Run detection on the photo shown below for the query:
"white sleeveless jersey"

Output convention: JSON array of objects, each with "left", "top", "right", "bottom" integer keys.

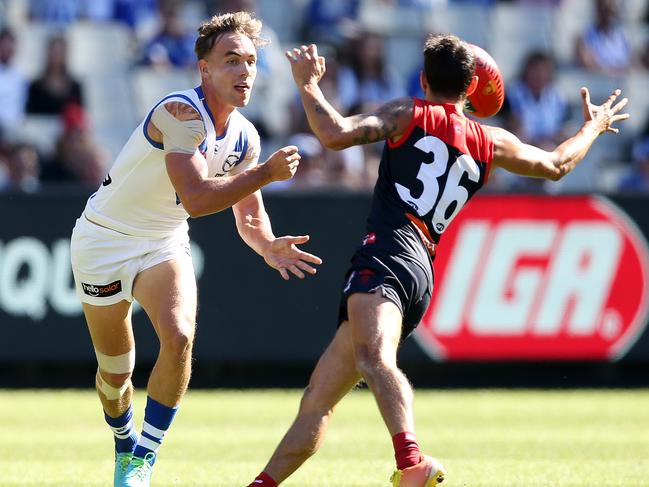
[{"left": 83, "top": 86, "right": 261, "bottom": 237}]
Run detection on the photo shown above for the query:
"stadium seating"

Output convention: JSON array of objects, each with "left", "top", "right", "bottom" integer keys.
[
  {"left": 67, "top": 22, "right": 134, "bottom": 77},
  {"left": 16, "top": 115, "right": 62, "bottom": 156},
  {"left": 489, "top": 3, "right": 554, "bottom": 82},
  {"left": 2, "top": 0, "right": 646, "bottom": 190},
  {"left": 132, "top": 67, "right": 197, "bottom": 120},
  {"left": 429, "top": 3, "right": 490, "bottom": 50}
]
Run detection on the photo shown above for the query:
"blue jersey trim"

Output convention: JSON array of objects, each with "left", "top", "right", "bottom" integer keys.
[
  {"left": 194, "top": 86, "right": 222, "bottom": 138},
  {"left": 235, "top": 129, "right": 249, "bottom": 165},
  {"left": 142, "top": 93, "right": 203, "bottom": 150}
]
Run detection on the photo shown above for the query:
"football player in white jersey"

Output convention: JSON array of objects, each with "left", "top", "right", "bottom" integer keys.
[{"left": 70, "top": 11, "right": 322, "bottom": 487}]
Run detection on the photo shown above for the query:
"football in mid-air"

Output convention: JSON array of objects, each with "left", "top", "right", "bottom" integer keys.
[{"left": 465, "top": 44, "right": 505, "bottom": 118}]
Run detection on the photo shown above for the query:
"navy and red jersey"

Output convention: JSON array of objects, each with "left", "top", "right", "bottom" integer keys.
[{"left": 367, "top": 97, "right": 494, "bottom": 246}]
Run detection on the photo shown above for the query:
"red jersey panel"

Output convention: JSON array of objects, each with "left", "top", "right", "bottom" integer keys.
[{"left": 366, "top": 98, "right": 494, "bottom": 244}]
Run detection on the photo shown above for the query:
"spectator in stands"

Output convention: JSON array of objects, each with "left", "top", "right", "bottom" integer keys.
[
  {"left": 518, "top": 0, "right": 562, "bottom": 5},
  {"left": 29, "top": 0, "right": 80, "bottom": 25},
  {"left": 41, "top": 103, "right": 107, "bottom": 186},
  {"left": 576, "top": 0, "right": 631, "bottom": 75},
  {"left": 497, "top": 50, "right": 571, "bottom": 192},
  {"left": 268, "top": 133, "right": 330, "bottom": 190},
  {"left": 619, "top": 126, "right": 649, "bottom": 193},
  {"left": 0, "top": 28, "right": 27, "bottom": 137},
  {"left": 338, "top": 30, "right": 405, "bottom": 114},
  {"left": 448, "top": 0, "right": 495, "bottom": 5},
  {"left": 300, "top": 0, "right": 361, "bottom": 46},
  {"left": 640, "top": 37, "right": 649, "bottom": 71},
  {"left": 406, "top": 65, "right": 424, "bottom": 99},
  {"left": 141, "top": 1, "right": 196, "bottom": 69},
  {"left": 503, "top": 50, "right": 570, "bottom": 151},
  {"left": 112, "top": 0, "right": 159, "bottom": 35},
  {"left": 26, "top": 34, "right": 84, "bottom": 116},
  {"left": 2, "top": 142, "right": 41, "bottom": 192}
]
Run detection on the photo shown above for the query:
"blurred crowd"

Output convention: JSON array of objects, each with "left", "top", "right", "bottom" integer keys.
[{"left": 0, "top": 0, "right": 648, "bottom": 194}]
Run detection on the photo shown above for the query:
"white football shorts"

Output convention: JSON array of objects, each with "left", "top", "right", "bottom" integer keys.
[{"left": 70, "top": 215, "right": 192, "bottom": 306}]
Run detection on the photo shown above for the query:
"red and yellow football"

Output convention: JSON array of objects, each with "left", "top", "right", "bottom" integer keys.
[{"left": 465, "top": 44, "right": 505, "bottom": 118}]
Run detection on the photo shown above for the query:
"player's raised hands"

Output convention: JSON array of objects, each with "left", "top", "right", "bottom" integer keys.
[
  {"left": 581, "top": 87, "right": 629, "bottom": 135},
  {"left": 263, "top": 235, "right": 323, "bottom": 280},
  {"left": 285, "top": 44, "right": 326, "bottom": 86},
  {"left": 264, "top": 145, "right": 301, "bottom": 182}
]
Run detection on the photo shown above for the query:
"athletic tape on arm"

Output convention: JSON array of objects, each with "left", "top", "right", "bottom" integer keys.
[{"left": 151, "top": 103, "right": 206, "bottom": 155}]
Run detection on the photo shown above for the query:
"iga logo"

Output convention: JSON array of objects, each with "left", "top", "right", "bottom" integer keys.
[{"left": 416, "top": 196, "right": 649, "bottom": 361}]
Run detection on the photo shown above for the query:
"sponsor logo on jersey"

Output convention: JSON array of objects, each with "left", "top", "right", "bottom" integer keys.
[
  {"left": 343, "top": 268, "right": 377, "bottom": 292},
  {"left": 222, "top": 152, "right": 242, "bottom": 172},
  {"left": 415, "top": 196, "right": 649, "bottom": 361},
  {"left": 362, "top": 232, "right": 376, "bottom": 245},
  {"left": 81, "top": 280, "right": 122, "bottom": 298}
]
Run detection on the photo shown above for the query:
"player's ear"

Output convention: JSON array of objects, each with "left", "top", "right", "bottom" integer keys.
[
  {"left": 198, "top": 59, "right": 209, "bottom": 79},
  {"left": 419, "top": 70, "right": 428, "bottom": 95},
  {"left": 466, "top": 75, "right": 478, "bottom": 97}
]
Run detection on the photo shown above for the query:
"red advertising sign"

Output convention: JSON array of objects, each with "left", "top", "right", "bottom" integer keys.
[{"left": 416, "top": 195, "right": 649, "bottom": 361}]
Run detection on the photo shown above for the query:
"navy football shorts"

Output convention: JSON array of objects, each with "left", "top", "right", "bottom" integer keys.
[{"left": 337, "top": 227, "right": 433, "bottom": 339}]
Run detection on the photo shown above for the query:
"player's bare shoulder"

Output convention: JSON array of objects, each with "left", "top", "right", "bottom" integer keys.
[
  {"left": 148, "top": 101, "right": 205, "bottom": 148},
  {"left": 349, "top": 96, "right": 414, "bottom": 145},
  {"left": 164, "top": 101, "right": 202, "bottom": 121}
]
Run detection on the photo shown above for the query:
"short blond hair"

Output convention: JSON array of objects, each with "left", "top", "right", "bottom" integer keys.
[{"left": 195, "top": 11, "right": 268, "bottom": 59}]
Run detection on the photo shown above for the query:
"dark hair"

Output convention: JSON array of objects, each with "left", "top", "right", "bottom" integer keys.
[
  {"left": 0, "top": 27, "right": 15, "bottom": 42},
  {"left": 521, "top": 50, "right": 554, "bottom": 73},
  {"left": 423, "top": 34, "right": 475, "bottom": 99},
  {"left": 194, "top": 11, "right": 268, "bottom": 60}
]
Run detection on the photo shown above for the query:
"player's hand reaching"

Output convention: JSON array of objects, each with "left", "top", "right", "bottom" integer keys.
[
  {"left": 285, "top": 44, "right": 326, "bottom": 87},
  {"left": 264, "top": 145, "right": 301, "bottom": 182},
  {"left": 581, "top": 87, "right": 629, "bottom": 135},
  {"left": 263, "top": 235, "right": 323, "bottom": 280}
]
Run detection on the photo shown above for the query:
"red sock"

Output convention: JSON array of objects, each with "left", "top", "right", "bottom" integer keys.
[
  {"left": 392, "top": 431, "right": 423, "bottom": 470},
  {"left": 248, "top": 472, "right": 278, "bottom": 487}
]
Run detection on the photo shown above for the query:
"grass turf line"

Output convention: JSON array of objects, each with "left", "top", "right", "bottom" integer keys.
[{"left": 0, "top": 389, "right": 647, "bottom": 486}]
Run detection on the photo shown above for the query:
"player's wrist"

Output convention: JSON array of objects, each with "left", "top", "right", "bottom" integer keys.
[
  {"left": 582, "top": 120, "right": 602, "bottom": 136},
  {"left": 259, "top": 237, "right": 276, "bottom": 260},
  {"left": 300, "top": 80, "right": 320, "bottom": 93},
  {"left": 257, "top": 161, "right": 276, "bottom": 185}
]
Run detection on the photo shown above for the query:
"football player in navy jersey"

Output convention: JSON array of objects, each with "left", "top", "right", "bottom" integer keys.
[{"left": 247, "top": 34, "right": 629, "bottom": 487}]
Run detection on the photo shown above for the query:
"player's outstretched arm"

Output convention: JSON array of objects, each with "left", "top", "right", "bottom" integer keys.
[
  {"left": 489, "top": 87, "right": 629, "bottom": 180},
  {"left": 166, "top": 146, "right": 301, "bottom": 218},
  {"left": 285, "top": 44, "right": 413, "bottom": 150},
  {"left": 233, "top": 192, "right": 322, "bottom": 280}
]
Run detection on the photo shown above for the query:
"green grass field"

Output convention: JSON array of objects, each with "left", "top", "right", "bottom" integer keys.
[{"left": 1, "top": 389, "right": 648, "bottom": 486}]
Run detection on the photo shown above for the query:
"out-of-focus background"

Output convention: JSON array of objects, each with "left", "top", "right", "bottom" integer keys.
[{"left": 1, "top": 0, "right": 649, "bottom": 388}]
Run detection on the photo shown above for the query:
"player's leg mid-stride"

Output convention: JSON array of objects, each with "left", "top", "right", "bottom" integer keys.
[
  {"left": 247, "top": 292, "right": 446, "bottom": 487},
  {"left": 121, "top": 259, "right": 197, "bottom": 487},
  {"left": 82, "top": 300, "right": 139, "bottom": 487},
  {"left": 80, "top": 257, "right": 196, "bottom": 487}
]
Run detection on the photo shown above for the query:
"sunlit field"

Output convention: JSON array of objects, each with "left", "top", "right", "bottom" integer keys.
[{"left": 1, "top": 389, "right": 648, "bottom": 486}]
